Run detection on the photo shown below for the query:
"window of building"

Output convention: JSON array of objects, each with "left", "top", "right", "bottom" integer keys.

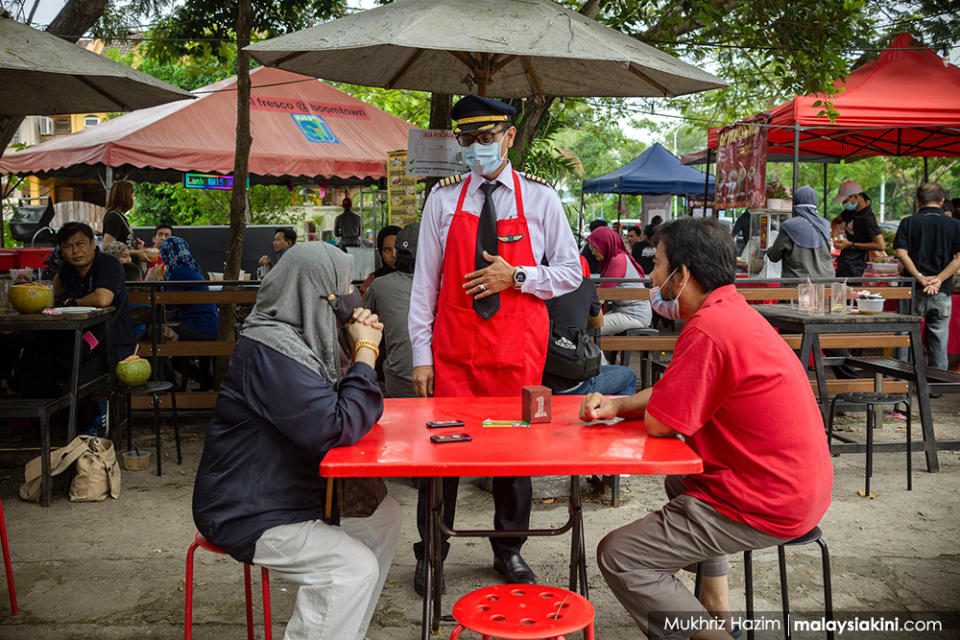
[
  {"left": 54, "top": 118, "right": 71, "bottom": 133},
  {"left": 38, "top": 117, "right": 54, "bottom": 135},
  {"left": 83, "top": 115, "right": 100, "bottom": 128}
]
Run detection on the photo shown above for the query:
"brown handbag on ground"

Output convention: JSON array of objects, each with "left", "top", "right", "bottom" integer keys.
[{"left": 20, "top": 436, "right": 121, "bottom": 503}]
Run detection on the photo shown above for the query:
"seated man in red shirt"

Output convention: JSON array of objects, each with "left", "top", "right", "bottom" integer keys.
[{"left": 580, "top": 217, "right": 833, "bottom": 640}]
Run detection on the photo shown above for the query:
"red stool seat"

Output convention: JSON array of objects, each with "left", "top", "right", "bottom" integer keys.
[
  {"left": 450, "top": 584, "right": 595, "bottom": 640},
  {"left": 185, "top": 532, "right": 271, "bottom": 640}
]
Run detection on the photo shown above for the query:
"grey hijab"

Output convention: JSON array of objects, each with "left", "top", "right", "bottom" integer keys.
[
  {"left": 782, "top": 185, "right": 832, "bottom": 249},
  {"left": 241, "top": 242, "right": 353, "bottom": 385}
]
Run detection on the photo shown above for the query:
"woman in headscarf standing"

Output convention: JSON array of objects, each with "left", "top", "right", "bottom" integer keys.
[
  {"left": 360, "top": 225, "right": 401, "bottom": 297},
  {"left": 587, "top": 225, "right": 652, "bottom": 334},
  {"left": 767, "top": 186, "right": 835, "bottom": 279},
  {"left": 192, "top": 243, "right": 401, "bottom": 640}
]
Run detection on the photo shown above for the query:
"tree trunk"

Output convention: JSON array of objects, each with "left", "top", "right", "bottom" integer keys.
[
  {"left": 509, "top": 0, "right": 601, "bottom": 172},
  {"left": 422, "top": 93, "right": 452, "bottom": 197},
  {"left": 216, "top": 0, "right": 253, "bottom": 378},
  {"left": 0, "top": 0, "right": 109, "bottom": 160}
]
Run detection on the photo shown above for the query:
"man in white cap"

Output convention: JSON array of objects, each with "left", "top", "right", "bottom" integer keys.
[{"left": 832, "top": 180, "right": 885, "bottom": 277}]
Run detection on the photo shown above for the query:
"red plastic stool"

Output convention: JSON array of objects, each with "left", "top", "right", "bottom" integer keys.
[
  {"left": 450, "top": 584, "right": 595, "bottom": 640},
  {"left": 185, "top": 532, "right": 271, "bottom": 640},
  {"left": 0, "top": 498, "right": 17, "bottom": 615}
]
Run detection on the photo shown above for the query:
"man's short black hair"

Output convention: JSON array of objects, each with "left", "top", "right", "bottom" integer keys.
[
  {"left": 859, "top": 191, "right": 872, "bottom": 204},
  {"left": 656, "top": 217, "right": 736, "bottom": 293},
  {"left": 951, "top": 198, "right": 960, "bottom": 213},
  {"left": 588, "top": 219, "right": 608, "bottom": 232},
  {"left": 627, "top": 225, "right": 642, "bottom": 235},
  {"left": 57, "top": 221, "right": 95, "bottom": 245},
  {"left": 643, "top": 224, "right": 658, "bottom": 239},
  {"left": 650, "top": 215, "right": 664, "bottom": 227},
  {"left": 917, "top": 182, "right": 946, "bottom": 206},
  {"left": 154, "top": 223, "right": 173, "bottom": 235},
  {"left": 276, "top": 227, "right": 297, "bottom": 244}
]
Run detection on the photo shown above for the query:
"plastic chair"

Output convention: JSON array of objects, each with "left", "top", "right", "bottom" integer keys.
[
  {"left": 184, "top": 532, "right": 271, "bottom": 640},
  {"left": 695, "top": 527, "right": 834, "bottom": 640},
  {"left": 449, "top": 584, "right": 594, "bottom": 640},
  {"left": 0, "top": 498, "right": 17, "bottom": 615}
]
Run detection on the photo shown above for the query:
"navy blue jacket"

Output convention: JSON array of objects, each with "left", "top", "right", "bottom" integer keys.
[{"left": 192, "top": 337, "right": 383, "bottom": 563}]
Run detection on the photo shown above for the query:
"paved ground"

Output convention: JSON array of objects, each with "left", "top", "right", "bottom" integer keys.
[{"left": 0, "top": 396, "right": 958, "bottom": 639}]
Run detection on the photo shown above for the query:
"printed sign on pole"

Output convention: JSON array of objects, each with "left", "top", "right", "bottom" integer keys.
[
  {"left": 715, "top": 118, "right": 768, "bottom": 210},
  {"left": 406, "top": 129, "right": 465, "bottom": 177},
  {"left": 387, "top": 150, "right": 418, "bottom": 226}
]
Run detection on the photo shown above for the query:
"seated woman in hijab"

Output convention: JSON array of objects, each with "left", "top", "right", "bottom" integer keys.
[
  {"left": 360, "top": 225, "right": 401, "bottom": 297},
  {"left": 192, "top": 243, "right": 401, "bottom": 640},
  {"left": 586, "top": 225, "right": 652, "bottom": 335},
  {"left": 767, "top": 185, "right": 835, "bottom": 279}
]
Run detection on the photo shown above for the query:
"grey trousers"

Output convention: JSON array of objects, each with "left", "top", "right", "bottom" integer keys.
[
  {"left": 253, "top": 497, "right": 402, "bottom": 640},
  {"left": 597, "top": 477, "right": 787, "bottom": 639}
]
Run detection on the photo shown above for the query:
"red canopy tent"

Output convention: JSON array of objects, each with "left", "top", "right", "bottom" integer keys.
[
  {"left": 0, "top": 66, "right": 415, "bottom": 186},
  {"left": 705, "top": 33, "right": 960, "bottom": 162}
]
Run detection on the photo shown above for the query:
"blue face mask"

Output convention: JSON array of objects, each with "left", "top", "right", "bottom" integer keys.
[
  {"left": 649, "top": 268, "right": 689, "bottom": 320},
  {"left": 843, "top": 201, "right": 857, "bottom": 211},
  {"left": 462, "top": 140, "right": 504, "bottom": 175}
]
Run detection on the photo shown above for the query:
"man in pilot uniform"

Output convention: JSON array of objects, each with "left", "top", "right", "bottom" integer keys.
[{"left": 408, "top": 95, "right": 582, "bottom": 594}]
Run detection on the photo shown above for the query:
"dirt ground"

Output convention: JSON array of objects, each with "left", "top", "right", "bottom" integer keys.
[{"left": 0, "top": 395, "right": 958, "bottom": 639}]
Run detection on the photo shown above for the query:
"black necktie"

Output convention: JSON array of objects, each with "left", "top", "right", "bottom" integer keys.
[{"left": 474, "top": 182, "right": 500, "bottom": 319}]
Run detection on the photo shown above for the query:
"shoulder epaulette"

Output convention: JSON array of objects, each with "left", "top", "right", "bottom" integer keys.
[
  {"left": 437, "top": 174, "right": 463, "bottom": 188},
  {"left": 521, "top": 172, "right": 551, "bottom": 187}
]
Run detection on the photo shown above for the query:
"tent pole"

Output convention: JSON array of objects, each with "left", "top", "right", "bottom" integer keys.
[
  {"left": 792, "top": 124, "right": 800, "bottom": 195},
  {"left": 579, "top": 189, "right": 584, "bottom": 236},
  {"left": 702, "top": 149, "right": 711, "bottom": 217},
  {"left": 923, "top": 157, "right": 929, "bottom": 182},
  {"left": 617, "top": 193, "right": 623, "bottom": 228},
  {"left": 822, "top": 164, "right": 828, "bottom": 218}
]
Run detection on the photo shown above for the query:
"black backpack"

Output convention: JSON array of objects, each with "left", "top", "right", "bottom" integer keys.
[{"left": 543, "top": 321, "right": 601, "bottom": 382}]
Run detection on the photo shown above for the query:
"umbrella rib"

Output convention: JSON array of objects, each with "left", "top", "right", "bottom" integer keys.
[
  {"left": 491, "top": 55, "right": 518, "bottom": 73},
  {"left": 626, "top": 64, "right": 672, "bottom": 98},
  {"left": 75, "top": 76, "right": 132, "bottom": 111},
  {"left": 521, "top": 56, "right": 544, "bottom": 100},
  {"left": 385, "top": 48, "right": 425, "bottom": 89}
]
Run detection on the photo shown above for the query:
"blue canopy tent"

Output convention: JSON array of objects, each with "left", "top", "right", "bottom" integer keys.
[{"left": 581, "top": 143, "right": 715, "bottom": 229}]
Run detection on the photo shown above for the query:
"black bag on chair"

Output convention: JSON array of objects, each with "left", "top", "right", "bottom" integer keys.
[{"left": 543, "top": 322, "right": 601, "bottom": 383}]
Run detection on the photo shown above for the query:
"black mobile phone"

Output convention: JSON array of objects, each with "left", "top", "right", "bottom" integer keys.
[
  {"left": 430, "top": 433, "right": 472, "bottom": 444},
  {"left": 426, "top": 420, "right": 465, "bottom": 429}
]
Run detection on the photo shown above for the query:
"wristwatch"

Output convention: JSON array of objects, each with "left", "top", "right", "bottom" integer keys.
[{"left": 512, "top": 266, "right": 527, "bottom": 289}]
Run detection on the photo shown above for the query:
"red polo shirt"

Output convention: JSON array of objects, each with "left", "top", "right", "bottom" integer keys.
[{"left": 646, "top": 284, "right": 833, "bottom": 539}]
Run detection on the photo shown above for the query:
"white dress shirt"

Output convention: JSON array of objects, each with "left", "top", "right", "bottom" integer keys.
[{"left": 409, "top": 162, "right": 582, "bottom": 368}]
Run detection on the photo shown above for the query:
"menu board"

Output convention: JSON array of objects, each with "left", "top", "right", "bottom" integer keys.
[
  {"left": 387, "top": 150, "right": 418, "bottom": 226},
  {"left": 715, "top": 118, "right": 768, "bottom": 210}
]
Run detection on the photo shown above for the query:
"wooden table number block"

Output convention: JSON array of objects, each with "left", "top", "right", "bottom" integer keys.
[{"left": 522, "top": 385, "right": 552, "bottom": 424}]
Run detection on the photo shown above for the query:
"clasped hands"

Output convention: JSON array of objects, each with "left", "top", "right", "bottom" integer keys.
[
  {"left": 463, "top": 251, "right": 514, "bottom": 300},
  {"left": 917, "top": 274, "right": 943, "bottom": 295}
]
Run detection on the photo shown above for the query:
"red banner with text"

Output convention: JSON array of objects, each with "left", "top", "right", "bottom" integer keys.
[{"left": 715, "top": 118, "right": 768, "bottom": 210}]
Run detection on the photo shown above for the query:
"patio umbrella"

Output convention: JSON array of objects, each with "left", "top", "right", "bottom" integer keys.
[
  {"left": 0, "top": 17, "right": 194, "bottom": 115},
  {"left": 245, "top": 0, "right": 725, "bottom": 98}
]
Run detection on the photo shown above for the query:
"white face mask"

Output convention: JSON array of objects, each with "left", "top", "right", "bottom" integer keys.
[
  {"left": 649, "top": 267, "right": 689, "bottom": 320},
  {"left": 462, "top": 139, "right": 504, "bottom": 175}
]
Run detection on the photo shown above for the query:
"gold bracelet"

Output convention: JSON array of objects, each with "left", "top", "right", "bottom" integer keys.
[{"left": 353, "top": 339, "right": 379, "bottom": 360}]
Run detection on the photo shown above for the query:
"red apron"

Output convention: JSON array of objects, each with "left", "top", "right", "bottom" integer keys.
[{"left": 432, "top": 172, "right": 549, "bottom": 397}]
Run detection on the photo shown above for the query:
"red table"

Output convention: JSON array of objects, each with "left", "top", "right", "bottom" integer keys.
[{"left": 321, "top": 395, "right": 703, "bottom": 639}]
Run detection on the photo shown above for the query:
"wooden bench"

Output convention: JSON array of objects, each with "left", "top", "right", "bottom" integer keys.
[
  {"left": 595, "top": 281, "right": 914, "bottom": 397},
  {"left": 128, "top": 286, "right": 259, "bottom": 410}
]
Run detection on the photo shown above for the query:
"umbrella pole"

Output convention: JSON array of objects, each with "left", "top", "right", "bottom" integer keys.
[
  {"left": 923, "top": 157, "right": 929, "bottom": 182},
  {"left": 617, "top": 194, "right": 622, "bottom": 228}
]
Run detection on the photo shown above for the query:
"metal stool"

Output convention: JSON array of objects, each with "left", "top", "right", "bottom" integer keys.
[
  {"left": 0, "top": 498, "right": 17, "bottom": 615},
  {"left": 827, "top": 392, "right": 912, "bottom": 495},
  {"left": 449, "top": 584, "right": 594, "bottom": 640},
  {"left": 122, "top": 381, "right": 181, "bottom": 476},
  {"left": 695, "top": 527, "right": 834, "bottom": 640},
  {"left": 185, "top": 532, "right": 271, "bottom": 640}
]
